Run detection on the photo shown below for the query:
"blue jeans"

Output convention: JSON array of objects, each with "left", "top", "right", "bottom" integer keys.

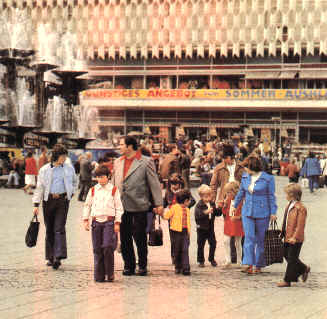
[
  {"left": 308, "top": 175, "right": 318, "bottom": 193},
  {"left": 242, "top": 216, "right": 270, "bottom": 268}
]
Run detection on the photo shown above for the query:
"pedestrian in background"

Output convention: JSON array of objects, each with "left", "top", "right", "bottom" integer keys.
[
  {"left": 23, "top": 151, "right": 38, "bottom": 195},
  {"left": 232, "top": 156, "right": 277, "bottom": 275},
  {"left": 78, "top": 152, "right": 94, "bottom": 202},
  {"left": 38, "top": 146, "right": 49, "bottom": 169},
  {"left": 277, "top": 183, "right": 310, "bottom": 287},
  {"left": 83, "top": 165, "right": 123, "bottom": 283},
  {"left": 112, "top": 136, "right": 163, "bottom": 276},
  {"left": 32, "top": 144, "right": 77, "bottom": 270},
  {"left": 300, "top": 152, "right": 321, "bottom": 193}
]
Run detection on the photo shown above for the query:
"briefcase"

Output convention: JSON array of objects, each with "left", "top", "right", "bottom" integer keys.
[
  {"left": 264, "top": 221, "right": 284, "bottom": 266},
  {"left": 25, "top": 215, "right": 40, "bottom": 248},
  {"left": 148, "top": 216, "right": 163, "bottom": 246}
]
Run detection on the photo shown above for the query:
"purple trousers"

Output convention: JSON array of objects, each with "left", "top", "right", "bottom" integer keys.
[{"left": 92, "top": 220, "right": 117, "bottom": 281}]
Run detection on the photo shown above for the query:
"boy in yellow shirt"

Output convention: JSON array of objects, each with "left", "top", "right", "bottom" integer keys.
[{"left": 158, "top": 189, "right": 192, "bottom": 275}]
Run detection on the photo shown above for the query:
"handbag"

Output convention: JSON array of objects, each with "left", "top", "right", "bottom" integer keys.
[
  {"left": 25, "top": 215, "right": 40, "bottom": 248},
  {"left": 264, "top": 220, "right": 284, "bottom": 266},
  {"left": 148, "top": 215, "right": 163, "bottom": 246}
]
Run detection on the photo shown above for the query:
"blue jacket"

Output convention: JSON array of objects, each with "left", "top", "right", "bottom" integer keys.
[
  {"left": 233, "top": 172, "right": 277, "bottom": 218},
  {"left": 300, "top": 158, "right": 321, "bottom": 177}
]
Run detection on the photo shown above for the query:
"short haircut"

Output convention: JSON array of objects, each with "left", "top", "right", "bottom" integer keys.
[
  {"left": 26, "top": 151, "right": 33, "bottom": 157},
  {"left": 284, "top": 183, "right": 302, "bottom": 201},
  {"left": 40, "top": 146, "right": 47, "bottom": 153},
  {"left": 247, "top": 156, "right": 263, "bottom": 172},
  {"left": 222, "top": 144, "right": 235, "bottom": 159},
  {"left": 223, "top": 181, "right": 240, "bottom": 194},
  {"left": 176, "top": 189, "right": 191, "bottom": 204},
  {"left": 94, "top": 165, "right": 110, "bottom": 177},
  {"left": 198, "top": 184, "right": 212, "bottom": 196},
  {"left": 124, "top": 136, "right": 138, "bottom": 151},
  {"left": 51, "top": 144, "right": 68, "bottom": 162}
]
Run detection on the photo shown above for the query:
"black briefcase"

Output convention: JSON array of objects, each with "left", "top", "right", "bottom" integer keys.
[
  {"left": 25, "top": 215, "right": 40, "bottom": 248},
  {"left": 148, "top": 216, "right": 163, "bottom": 246}
]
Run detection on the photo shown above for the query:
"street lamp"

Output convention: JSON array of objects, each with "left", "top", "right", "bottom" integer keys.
[{"left": 271, "top": 117, "right": 281, "bottom": 155}]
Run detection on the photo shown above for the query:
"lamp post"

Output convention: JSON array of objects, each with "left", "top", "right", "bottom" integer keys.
[{"left": 272, "top": 117, "right": 281, "bottom": 155}]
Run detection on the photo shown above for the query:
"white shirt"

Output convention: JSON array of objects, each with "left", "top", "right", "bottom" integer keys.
[
  {"left": 206, "top": 202, "right": 212, "bottom": 219},
  {"left": 248, "top": 172, "right": 262, "bottom": 194},
  {"left": 286, "top": 200, "right": 297, "bottom": 226},
  {"left": 83, "top": 183, "right": 124, "bottom": 223},
  {"left": 227, "top": 163, "right": 236, "bottom": 182}
]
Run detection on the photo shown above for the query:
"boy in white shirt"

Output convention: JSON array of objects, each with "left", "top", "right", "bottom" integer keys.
[{"left": 83, "top": 165, "right": 124, "bottom": 282}]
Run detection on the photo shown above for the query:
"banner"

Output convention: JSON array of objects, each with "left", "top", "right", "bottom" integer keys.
[{"left": 81, "top": 89, "right": 327, "bottom": 100}]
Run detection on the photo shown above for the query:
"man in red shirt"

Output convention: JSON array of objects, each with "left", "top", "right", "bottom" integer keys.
[
  {"left": 112, "top": 136, "right": 163, "bottom": 276},
  {"left": 24, "top": 151, "right": 38, "bottom": 195}
]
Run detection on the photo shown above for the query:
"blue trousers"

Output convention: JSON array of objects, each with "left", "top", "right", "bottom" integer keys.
[
  {"left": 308, "top": 175, "right": 318, "bottom": 193},
  {"left": 242, "top": 216, "right": 270, "bottom": 268}
]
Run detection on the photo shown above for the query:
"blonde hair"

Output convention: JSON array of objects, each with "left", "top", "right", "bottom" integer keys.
[
  {"left": 284, "top": 183, "right": 302, "bottom": 201},
  {"left": 223, "top": 181, "right": 240, "bottom": 195},
  {"left": 198, "top": 184, "right": 212, "bottom": 196}
]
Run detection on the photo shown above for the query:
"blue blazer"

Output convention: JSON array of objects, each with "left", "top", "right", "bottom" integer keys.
[
  {"left": 233, "top": 172, "right": 277, "bottom": 218},
  {"left": 300, "top": 158, "right": 321, "bottom": 177}
]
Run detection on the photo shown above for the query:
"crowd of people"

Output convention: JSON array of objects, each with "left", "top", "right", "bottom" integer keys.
[{"left": 1, "top": 135, "right": 315, "bottom": 287}]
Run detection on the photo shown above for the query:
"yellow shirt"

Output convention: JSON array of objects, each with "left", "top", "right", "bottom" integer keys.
[{"left": 163, "top": 204, "right": 191, "bottom": 235}]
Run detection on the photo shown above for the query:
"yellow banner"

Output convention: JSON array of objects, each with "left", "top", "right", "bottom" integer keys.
[{"left": 81, "top": 89, "right": 327, "bottom": 100}]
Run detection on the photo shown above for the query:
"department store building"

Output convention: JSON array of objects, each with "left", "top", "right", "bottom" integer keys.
[{"left": 3, "top": 0, "right": 327, "bottom": 147}]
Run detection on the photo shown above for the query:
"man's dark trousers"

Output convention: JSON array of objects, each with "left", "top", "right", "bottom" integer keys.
[
  {"left": 43, "top": 197, "right": 69, "bottom": 261},
  {"left": 284, "top": 242, "right": 307, "bottom": 283},
  {"left": 120, "top": 211, "right": 148, "bottom": 272},
  {"left": 78, "top": 180, "right": 92, "bottom": 201},
  {"left": 171, "top": 229, "right": 190, "bottom": 272},
  {"left": 92, "top": 220, "right": 116, "bottom": 281},
  {"left": 197, "top": 228, "right": 216, "bottom": 263}
]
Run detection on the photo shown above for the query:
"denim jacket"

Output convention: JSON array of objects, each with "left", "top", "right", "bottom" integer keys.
[
  {"left": 233, "top": 172, "right": 277, "bottom": 218},
  {"left": 33, "top": 163, "right": 77, "bottom": 205}
]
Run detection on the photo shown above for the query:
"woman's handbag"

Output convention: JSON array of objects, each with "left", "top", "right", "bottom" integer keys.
[
  {"left": 25, "top": 215, "right": 40, "bottom": 248},
  {"left": 148, "top": 215, "right": 163, "bottom": 246},
  {"left": 264, "top": 220, "right": 284, "bottom": 266}
]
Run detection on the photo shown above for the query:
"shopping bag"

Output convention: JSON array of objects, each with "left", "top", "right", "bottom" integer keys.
[
  {"left": 264, "top": 221, "right": 284, "bottom": 266},
  {"left": 148, "top": 216, "right": 163, "bottom": 246},
  {"left": 25, "top": 215, "right": 40, "bottom": 248}
]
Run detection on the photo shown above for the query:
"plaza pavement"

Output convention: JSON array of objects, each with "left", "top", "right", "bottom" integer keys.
[{"left": 0, "top": 176, "right": 327, "bottom": 319}]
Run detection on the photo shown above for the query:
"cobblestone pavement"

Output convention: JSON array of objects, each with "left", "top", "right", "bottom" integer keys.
[{"left": 1, "top": 176, "right": 327, "bottom": 319}]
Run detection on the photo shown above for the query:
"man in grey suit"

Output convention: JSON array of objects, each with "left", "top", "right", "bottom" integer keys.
[{"left": 112, "top": 136, "right": 163, "bottom": 276}]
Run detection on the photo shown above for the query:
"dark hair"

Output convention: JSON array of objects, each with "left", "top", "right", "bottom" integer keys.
[
  {"left": 94, "top": 165, "right": 110, "bottom": 177},
  {"left": 168, "top": 144, "right": 177, "bottom": 153},
  {"left": 247, "top": 156, "right": 263, "bottom": 172},
  {"left": 168, "top": 173, "right": 184, "bottom": 188},
  {"left": 176, "top": 189, "right": 191, "bottom": 204},
  {"left": 51, "top": 144, "right": 68, "bottom": 162},
  {"left": 309, "top": 152, "right": 315, "bottom": 158},
  {"left": 222, "top": 144, "right": 235, "bottom": 159},
  {"left": 40, "top": 146, "right": 47, "bottom": 153},
  {"left": 26, "top": 151, "right": 33, "bottom": 158},
  {"left": 139, "top": 145, "right": 152, "bottom": 157},
  {"left": 124, "top": 136, "right": 138, "bottom": 151}
]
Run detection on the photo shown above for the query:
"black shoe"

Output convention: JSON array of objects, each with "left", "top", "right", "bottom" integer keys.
[
  {"left": 210, "top": 260, "right": 218, "bottom": 267},
  {"left": 95, "top": 279, "right": 105, "bottom": 283},
  {"left": 137, "top": 268, "right": 148, "bottom": 276},
  {"left": 122, "top": 269, "right": 135, "bottom": 276},
  {"left": 175, "top": 268, "right": 181, "bottom": 274},
  {"left": 107, "top": 275, "right": 115, "bottom": 282},
  {"left": 198, "top": 262, "right": 205, "bottom": 268},
  {"left": 46, "top": 259, "right": 53, "bottom": 266},
  {"left": 182, "top": 270, "right": 191, "bottom": 276},
  {"left": 52, "top": 258, "right": 61, "bottom": 270}
]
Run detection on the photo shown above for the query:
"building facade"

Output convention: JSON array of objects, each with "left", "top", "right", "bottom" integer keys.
[{"left": 2, "top": 0, "right": 327, "bottom": 147}]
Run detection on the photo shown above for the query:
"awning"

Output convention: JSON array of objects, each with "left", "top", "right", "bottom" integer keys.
[
  {"left": 300, "top": 70, "right": 327, "bottom": 79},
  {"left": 245, "top": 71, "right": 280, "bottom": 79},
  {"left": 16, "top": 66, "right": 36, "bottom": 77}
]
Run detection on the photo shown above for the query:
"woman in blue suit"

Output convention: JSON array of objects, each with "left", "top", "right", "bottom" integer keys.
[
  {"left": 300, "top": 152, "right": 321, "bottom": 193},
  {"left": 231, "top": 156, "right": 277, "bottom": 275}
]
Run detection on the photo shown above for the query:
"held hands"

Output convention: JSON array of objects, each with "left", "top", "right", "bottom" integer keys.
[
  {"left": 33, "top": 207, "right": 39, "bottom": 216},
  {"left": 154, "top": 206, "right": 164, "bottom": 216},
  {"left": 288, "top": 237, "right": 296, "bottom": 244},
  {"left": 83, "top": 220, "right": 90, "bottom": 231}
]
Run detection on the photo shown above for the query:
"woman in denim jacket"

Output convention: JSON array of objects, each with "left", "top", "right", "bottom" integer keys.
[
  {"left": 300, "top": 152, "right": 321, "bottom": 193},
  {"left": 231, "top": 157, "right": 277, "bottom": 275}
]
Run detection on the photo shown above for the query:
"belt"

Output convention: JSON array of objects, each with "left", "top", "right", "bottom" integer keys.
[
  {"left": 49, "top": 193, "right": 67, "bottom": 199},
  {"left": 92, "top": 216, "right": 115, "bottom": 222}
]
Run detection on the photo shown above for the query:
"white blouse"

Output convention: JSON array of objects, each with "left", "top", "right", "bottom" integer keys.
[{"left": 248, "top": 172, "right": 262, "bottom": 194}]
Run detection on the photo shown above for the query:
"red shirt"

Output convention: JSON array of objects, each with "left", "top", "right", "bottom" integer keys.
[
  {"left": 25, "top": 157, "right": 38, "bottom": 175},
  {"left": 123, "top": 151, "right": 141, "bottom": 178}
]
